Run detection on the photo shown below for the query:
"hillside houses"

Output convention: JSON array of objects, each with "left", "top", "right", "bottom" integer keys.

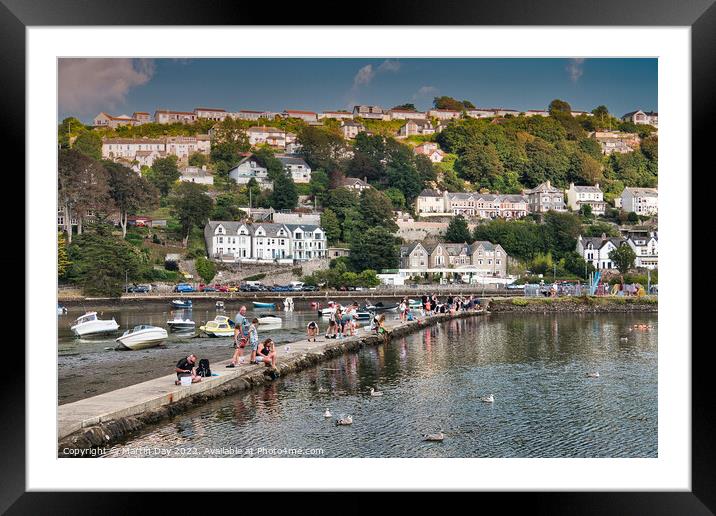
[
  {"left": 566, "top": 183, "right": 607, "bottom": 215},
  {"left": 620, "top": 187, "right": 658, "bottom": 215},
  {"left": 398, "top": 119, "right": 435, "bottom": 137},
  {"left": 622, "top": 110, "right": 658, "bottom": 127},
  {"left": 413, "top": 142, "right": 445, "bottom": 162},
  {"left": 415, "top": 190, "right": 529, "bottom": 220},
  {"left": 276, "top": 155, "right": 312, "bottom": 183},
  {"left": 400, "top": 240, "right": 509, "bottom": 277},
  {"left": 576, "top": 232, "right": 657, "bottom": 270},
  {"left": 204, "top": 221, "right": 327, "bottom": 263},
  {"left": 101, "top": 135, "right": 210, "bottom": 169},
  {"left": 228, "top": 154, "right": 273, "bottom": 190},
  {"left": 592, "top": 131, "right": 640, "bottom": 155}
]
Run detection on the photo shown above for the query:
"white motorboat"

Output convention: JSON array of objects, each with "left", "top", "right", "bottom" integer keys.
[
  {"left": 258, "top": 316, "right": 282, "bottom": 325},
  {"left": 199, "top": 315, "right": 235, "bottom": 337},
  {"left": 171, "top": 299, "right": 193, "bottom": 309},
  {"left": 57, "top": 304, "right": 68, "bottom": 315},
  {"left": 216, "top": 301, "right": 225, "bottom": 310},
  {"left": 167, "top": 317, "right": 196, "bottom": 331},
  {"left": 116, "top": 325, "right": 168, "bottom": 350},
  {"left": 70, "top": 312, "right": 119, "bottom": 337}
]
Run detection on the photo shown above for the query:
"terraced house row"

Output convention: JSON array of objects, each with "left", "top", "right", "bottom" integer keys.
[
  {"left": 400, "top": 240, "right": 509, "bottom": 277},
  {"left": 204, "top": 221, "right": 327, "bottom": 264}
]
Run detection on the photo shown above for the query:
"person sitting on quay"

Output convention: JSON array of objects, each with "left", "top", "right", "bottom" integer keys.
[
  {"left": 255, "top": 338, "right": 277, "bottom": 368},
  {"left": 307, "top": 320, "right": 319, "bottom": 342},
  {"left": 175, "top": 353, "right": 202, "bottom": 385}
]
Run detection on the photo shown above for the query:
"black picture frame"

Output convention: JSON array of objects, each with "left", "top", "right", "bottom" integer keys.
[{"left": 5, "top": 0, "right": 710, "bottom": 512}]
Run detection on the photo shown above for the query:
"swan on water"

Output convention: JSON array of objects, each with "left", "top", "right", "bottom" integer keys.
[
  {"left": 369, "top": 387, "right": 383, "bottom": 397},
  {"left": 480, "top": 394, "right": 494, "bottom": 403},
  {"left": 324, "top": 409, "right": 332, "bottom": 418},
  {"left": 336, "top": 415, "right": 353, "bottom": 426}
]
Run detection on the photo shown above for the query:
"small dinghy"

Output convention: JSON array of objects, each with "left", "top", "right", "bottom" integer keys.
[
  {"left": 252, "top": 301, "right": 276, "bottom": 309},
  {"left": 171, "top": 299, "right": 193, "bottom": 309},
  {"left": 258, "top": 316, "right": 282, "bottom": 325},
  {"left": 57, "top": 304, "right": 68, "bottom": 315},
  {"left": 365, "top": 302, "right": 398, "bottom": 312},
  {"left": 116, "top": 325, "right": 168, "bottom": 350},
  {"left": 216, "top": 301, "right": 225, "bottom": 310},
  {"left": 167, "top": 317, "right": 196, "bottom": 331}
]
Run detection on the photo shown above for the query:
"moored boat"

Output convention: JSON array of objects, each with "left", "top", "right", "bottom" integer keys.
[
  {"left": 216, "top": 301, "right": 225, "bottom": 310},
  {"left": 365, "top": 302, "right": 399, "bottom": 312},
  {"left": 70, "top": 312, "right": 119, "bottom": 337},
  {"left": 57, "top": 304, "right": 68, "bottom": 315},
  {"left": 252, "top": 301, "right": 276, "bottom": 309},
  {"left": 258, "top": 316, "right": 282, "bottom": 325},
  {"left": 171, "top": 299, "right": 193, "bottom": 309},
  {"left": 167, "top": 317, "right": 196, "bottom": 331},
  {"left": 116, "top": 325, "right": 168, "bottom": 350},
  {"left": 199, "top": 315, "right": 235, "bottom": 337}
]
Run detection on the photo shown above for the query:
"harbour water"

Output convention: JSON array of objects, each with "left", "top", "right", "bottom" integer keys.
[{"left": 99, "top": 312, "right": 657, "bottom": 458}]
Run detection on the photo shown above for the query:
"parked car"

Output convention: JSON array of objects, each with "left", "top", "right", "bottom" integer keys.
[
  {"left": 127, "top": 284, "right": 150, "bottom": 293},
  {"left": 174, "top": 283, "right": 194, "bottom": 293},
  {"left": 506, "top": 283, "right": 524, "bottom": 290},
  {"left": 271, "top": 285, "right": 292, "bottom": 292},
  {"left": 301, "top": 285, "right": 319, "bottom": 291},
  {"left": 212, "top": 284, "right": 229, "bottom": 293},
  {"left": 198, "top": 283, "right": 216, "bottom": 292},
  {"left": 227, "top": 285, "right": 239, "bottom": 292}
]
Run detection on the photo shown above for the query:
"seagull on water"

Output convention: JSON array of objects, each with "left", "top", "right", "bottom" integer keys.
[
  {"left": 480, "top": 394, "right": 494, "bottom": 403},
  {"left": 324, "top": 409, "right": 332, "bottom": 418}
]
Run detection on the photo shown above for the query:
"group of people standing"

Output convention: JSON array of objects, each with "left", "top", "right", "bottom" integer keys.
[
  {"left": 227, "top": 305, "right": 277, "bottom": 370},
  {"left": 416, "top": 293, "right": 481, "bottom": 317}
]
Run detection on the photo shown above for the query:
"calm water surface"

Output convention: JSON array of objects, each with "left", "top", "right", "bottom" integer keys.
[{"left": 103, "top": 313, "right": 657, "bottom": 458}]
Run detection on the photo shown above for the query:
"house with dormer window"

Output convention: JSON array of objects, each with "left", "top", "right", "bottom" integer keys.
[{"left": 576, "top": 234, "right": 627, "bottom": 270}]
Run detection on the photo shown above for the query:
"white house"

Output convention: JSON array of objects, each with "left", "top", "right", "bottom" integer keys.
[
  {"left": 626, "top": 232, "right": 658, "bottom": 269},
  {"left": 592, "top": 131, "right": 639, "bottom": 155},
  {"left": 428, "top": 109, "right": 461, "bottom": 120},
  {"left": 154, "top": 110, "right": 197, "bottom": 124},
  {"left": 247, "top": 126, "right": 288, "bottom": 148},
  {"left": 576, "top": 234, "right": 626, "bottom": 270},
  {"left": 387, "top": 109, "right": 427, "bottom": 120},
  {"left": 398, "top": 119, "right": 435, "bottom": 137},
  {"left": 622, "top": 110, "right": 658, "bottom": 127},
  {"left": 566, "top": 183, "right": 607, "bottom": 215},
  {"left": 194, "top": 107, "right": 227, "bottom": 121},
  {"left": 165, "top": 135, "right": 211, "bottom": 159},
  {"left": 276, "top": 155, "right": 312, "bottom": 183},
  {"left": 93, "top": 112, "right": 138, "bottom": 128},
  {"left": 319, "top": 111, "right": 354, "bottom": 120},
  {"left": 620, "top": 187, "right": 658, "bottom": 216},
  {"left": 466, "top": 108, "right": 498, "bottom": 118},
  {"left": 414, "top": 142, "right": 445, "bottom": 162},
  {"left": 132, "top": 112, "right": 152, "bottom": 124},
  {"left": 233, "top": 110, "right": 275, "bottom": 121},
  {"left": 352, "top": 105, "right": 385, "bottom": 120},
  {"left": 204, "top": 221, "right": 327, "bottom": 263},
  {"left": 102, "top": 136, "right": 210, "bottom": 169},
  {"left": 524, "top": 109, "right": 550, "bottom": 117},
  {"left": 340, "top": 177, "right": 371, "bottom": 192},
  {"left": 228, "top": 154, "right": 273, "bottom": 190},
  {"left": 282, "top": 110, "right": 318, "bottom": 122},
  {"left": 340, "top": 120, "right": 365, "bottom": 139}
]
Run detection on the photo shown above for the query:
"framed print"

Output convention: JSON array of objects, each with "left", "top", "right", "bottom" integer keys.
[{"left": 5, "top": 0, "right": 712, "bottom": 512}]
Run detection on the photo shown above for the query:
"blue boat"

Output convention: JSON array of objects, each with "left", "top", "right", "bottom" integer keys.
[
  {"left": 171, "top": 299, "right": 193, "bottom": 309},
  {"left": 252, "top": 301, "right": 276, "bottom": 309}
]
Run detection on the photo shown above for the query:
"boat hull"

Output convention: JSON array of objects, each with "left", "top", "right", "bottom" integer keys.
[
  {"left": 71, "top": 320, "right": 120, "bottom": 337},
  {"left": 171, "top": 301, "right": 193, "bottom": 309},
  {"left": 258, "top": 316, "right": 282, "bottom": 324},
  {"left": 167, "top": 321, "right": 196, "bottom": 331},
  {"left": 116, "top": 329, "right": 168, "bottom": 350},
  {"left": 252, "top": 302, "right": 276, "bottom": 309}
]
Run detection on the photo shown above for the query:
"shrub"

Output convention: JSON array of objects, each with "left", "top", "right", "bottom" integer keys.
[
  {"left": 511, "top": 298, "right": 529, "bottom": 306},
  {"left": 244, "top": 273, "right": 266, "bottom": 282}
]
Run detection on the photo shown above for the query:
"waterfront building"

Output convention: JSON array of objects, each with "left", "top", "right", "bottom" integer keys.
[
  {"left": 576, "top": 234, "right": 626, "bottom": 270},
  {"left": 400, "top": 239, "right": 509, "bottom": 277}
]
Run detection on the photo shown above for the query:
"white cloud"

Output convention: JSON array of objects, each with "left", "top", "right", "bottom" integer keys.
[
  {"left": 413, "top": 85, "right": 439, "bottom": 100},
  {"left": 353, "top": 64, "right": 376, "bottom": 87},
  {"left": 58, "top": 58, "right": 155, "bottom": 115},
  {"left": 378, "top": 59, "right": 401, "bottom": 73},
  {"left": 567, "top": 58, "right": 586, "bottom": 83}
]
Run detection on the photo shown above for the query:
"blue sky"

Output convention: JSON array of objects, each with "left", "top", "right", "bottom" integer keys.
[{"left": 58, "top": 58, "right": 657, "bottom": 123}]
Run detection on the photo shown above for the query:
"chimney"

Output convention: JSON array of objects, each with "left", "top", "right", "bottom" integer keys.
[
  {"left": 364, "top": 176, "right": 367, "bottom": 184},
  {"left": 601, "top": 233, "right": 607, "bottom": 239}
]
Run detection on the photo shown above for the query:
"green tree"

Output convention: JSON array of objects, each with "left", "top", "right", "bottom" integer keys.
[
  {"left": 543, "top": 211, "right": 583, "bottom": 259},
  {"left": 211, "top": 193, "right": 245, "bottom": 220},
  {"left": 568, "top": 151, "right": 604, "bottom": 185},
  {"left": 609, "top": 244, "right": 637, "bottom": 274},
  {"left": 73, "top": 131, "right": 102, "bottom": 160},
  {"left": 308, "top": 169, "right": 330, "bottom": 207},
  {"left": 548, "top": 99, "right": 572, "bottom": 116},
  {"left": 195, "top": 256, "right": 217, "bottom": 283},
  {"left": 57, "top": 117, "right": 87, "bottom": 149},
  {"left": 297, "top": 125, "right": 347, "bottom": 172},
  {"left": 270, "top": 172, "right": 298, "bottom": 210},
  {"left": 392, "top": 103, "right": 416, "bottom": 111},
  {"left": 433, "top": 96, "right": 470, "bottom": 111},
  {"left": 147, "top": 155, "right": 180, "bottom": 196},
  {"left": 67, "top": 223, "right": 144, "bottom": 297},
  {"left": 349, "top": 227, "right": 399, "bottom": 272},
  {"left": 320, "top": 208, "right": 341, "bottom": 245},
  {"left": 445, "top": 215, "right": 471, "bottom": 243},
  {"left": 455, "top": 143, "right": 504, "bottom": 189},
  {"left": 579, "top": 204, "right": 593, "bottom": 218},
  {"left": 383, "top": 187, "right": 406, "bottom": 210},
  {"left": 188, "top": 152, "right": 208, "bottom": 167},
  {"left": 170, "top": 182, "right": 214, "bottom": 246},
  {"left": 359, "top": 188, "right": 398, "bottom": 231},
  {"left": 104, "top": 161, "right": 160, "bottom": 238}
]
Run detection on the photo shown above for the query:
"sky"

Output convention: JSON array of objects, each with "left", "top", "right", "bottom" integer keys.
[{"left": 58, "top": 58, "right": 657, "bottom": 123}]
